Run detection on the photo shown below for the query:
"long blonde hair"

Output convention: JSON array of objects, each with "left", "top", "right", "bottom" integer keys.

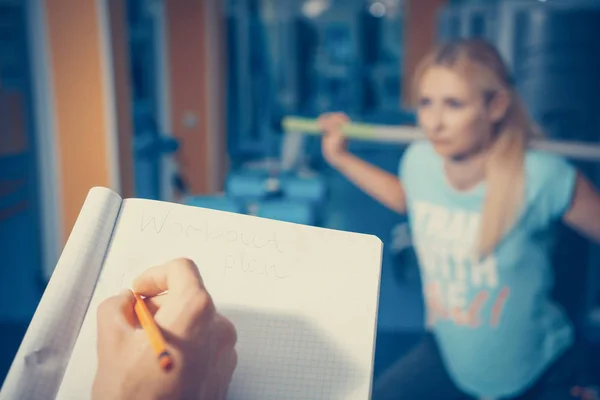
[{"left": 413, "top": 39, "right": 538, "bottom": 258}]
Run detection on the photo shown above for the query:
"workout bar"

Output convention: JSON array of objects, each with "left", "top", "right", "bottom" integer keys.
[{"left": 282, "top": 117, "right": 600, "bottom": 163}]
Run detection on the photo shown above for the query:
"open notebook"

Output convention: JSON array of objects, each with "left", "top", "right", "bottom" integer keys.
[{"left": 1, "top": 187, "right": 382, "bottom": 399}]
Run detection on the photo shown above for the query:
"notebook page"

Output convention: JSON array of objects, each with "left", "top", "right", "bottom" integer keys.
[
  {"left": 0, "top": 187, "right": 123, "bottom": 400},
  {"left": 57, "top": 198, "right": 382, "bottom": 400}
]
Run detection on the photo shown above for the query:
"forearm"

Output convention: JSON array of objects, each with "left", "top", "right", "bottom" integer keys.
[{"left": 335, "top": 153, "right": 406, "bottom": 214}]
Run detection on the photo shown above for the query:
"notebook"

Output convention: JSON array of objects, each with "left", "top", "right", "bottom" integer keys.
[{"left": 1, "top": 187, "right": 382, "bottom": 399}]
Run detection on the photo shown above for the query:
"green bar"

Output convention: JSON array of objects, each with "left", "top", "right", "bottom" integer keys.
[{"left": 282, "top": 117, "right": 378, "bottom": 139}]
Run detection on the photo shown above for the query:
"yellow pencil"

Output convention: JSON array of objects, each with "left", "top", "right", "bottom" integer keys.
[{"left": 133, "top": 292, "right": 174, "bottom": 371}]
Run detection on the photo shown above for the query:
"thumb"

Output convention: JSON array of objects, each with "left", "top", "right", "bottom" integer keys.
[{"left": 97, "top": 289, "right": 137, "bottom": 349}]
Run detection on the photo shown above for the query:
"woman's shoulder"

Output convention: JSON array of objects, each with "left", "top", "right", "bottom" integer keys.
[
  {"left": 523, "top": 149, "right": 577, "bottom": 216},
  {"left": 398, "top": 141, "right": 438, "bottom": 178},
  {"left": 401, "top": 140, "right": 437, "bottom": 165},
  {"left": 524, "top": 149, "right": 575, "bottom": 183}
]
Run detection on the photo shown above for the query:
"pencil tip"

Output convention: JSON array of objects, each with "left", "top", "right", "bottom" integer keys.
[{"left": 159, "top": 352, "right": 174, "bottom": 371}]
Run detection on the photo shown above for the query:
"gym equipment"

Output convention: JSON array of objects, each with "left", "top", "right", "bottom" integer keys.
[
  {"left": 437, "top": 2, "right": 497, "bottom": 42},
  {"left": 282, "top": 116, "right": 600, "bottom": 162},
  {"left": 227, "top": 170, "right": 325, "bottom": 202},
  {"left": 182, "top": 195, "right": 244, "bottom": 214},
  {"left": 280, "top": 173, "right": 326, "bottom": 203},
  {"left": 132, "top": 102, "right": 179, "bottom": 200},
  {"left": 251, "top": 199, "right": 316, "bottom": 225},
  {"left": 225, "top": 166, "right": 326, "bottom": 225},
  {"left": 513, "top": 9, "right": 600, "bottom": 144},
  {"left": 226, "top": 170, "right": 276, "bottom": 202}
]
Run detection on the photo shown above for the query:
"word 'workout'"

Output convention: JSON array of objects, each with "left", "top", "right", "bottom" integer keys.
[{"left": 140, "top": 209, "right": 286, "bottom": 253}]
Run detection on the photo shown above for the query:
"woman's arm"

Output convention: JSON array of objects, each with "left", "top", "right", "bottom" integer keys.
[
  {"left": 319, "top": 112, "right": 407, "bottom": 214},
  {"left": 563, "top": 171, "right": 600, "bottom": 243},
  {"left": 334, "top": 153, "right": 407, "bottom": 214}
]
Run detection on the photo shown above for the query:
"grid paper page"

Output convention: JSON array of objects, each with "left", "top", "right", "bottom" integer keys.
[
  {"left": 0, "top": 187, "right": 122, "bottom": 400},
  {"left": 224, "top": 308, "right": 364, "bottom": 399},
  {"left": 57, "top": 198, "right": 382, "bottom": 399}
]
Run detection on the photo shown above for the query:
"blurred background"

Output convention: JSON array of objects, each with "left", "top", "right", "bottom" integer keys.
[{"left": 1, "top": 0, "right": 600, "bottom": 388}]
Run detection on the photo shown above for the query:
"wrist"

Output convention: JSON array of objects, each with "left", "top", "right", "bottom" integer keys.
[
  {"left": 330, "top": 152, "right": 352, "bottom": 169},
  {"left": 333, "top": 152, "right": 354, "bottom": 172},
  {"left": 93, "top": 367, "right": 178, "bottom": 400}
]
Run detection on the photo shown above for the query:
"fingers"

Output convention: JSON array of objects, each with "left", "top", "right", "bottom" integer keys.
[
  {"left": 96, "top": 289, "right": 136, "bottom": 352},
  {"left": 161, "top": 286, "right": 215, "bottom": 333},
  {"left": 214, "top": 314, "right": 238, "bottom": 358},
  {"left": 132, "top": 258, "right": 205, "bottom": 297},
  {"left": 212, "top": 315, "right": 238, "bottom": 400},
  {"left": 97, "top": 289, "right": 137, "bottom": 331},
  {"left": 318, "top": 112, "right": 350, "bottom": 132},
  {"left": 215, "top": 349, "right": 237, "bottom": 400},
  {"left": 131, "top": 258, "right": 217, "bottom": 336},
  {"left": 144, "top": 292, "right": 168, "bottom": 316}
]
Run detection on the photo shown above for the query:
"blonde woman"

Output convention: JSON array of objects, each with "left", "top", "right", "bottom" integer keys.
[{"left": 320, "top": 39, "right": 600, "bottom": 399}]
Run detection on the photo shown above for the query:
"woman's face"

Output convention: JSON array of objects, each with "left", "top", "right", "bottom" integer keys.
[{"left": 417, "top": 66, "right": 497, "bottom": 160}]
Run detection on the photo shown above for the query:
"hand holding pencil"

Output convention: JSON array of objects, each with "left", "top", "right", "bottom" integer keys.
[
  {"left": 132, "top": 291, "right": 174, "bottom": 371},
  {"left": 92, "top": 258, "right": 238, "bottom": 400}
]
